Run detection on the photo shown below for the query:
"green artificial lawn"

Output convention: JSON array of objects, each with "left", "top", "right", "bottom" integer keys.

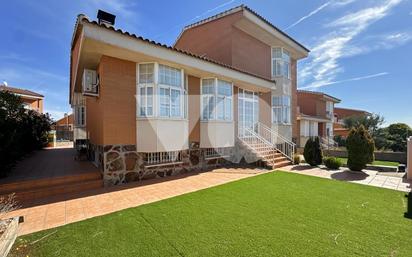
[
  {"left": 11, "top": 172, "right": 412, "bottom": 257},
  {"left": 336, "top": 157, "right": 399, "bottom": 167}
]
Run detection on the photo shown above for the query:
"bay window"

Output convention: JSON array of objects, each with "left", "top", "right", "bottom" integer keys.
[
  {"left": 272, "top": 95, "right": 291, "bottom": 124},
  {"left": 272, "top": 48, "right": 291, "bottom": 79},
  {"left": 137, "top": 63, "right": 185, "bottom": 118},
  {"left": 201, "top": 78, "right": 233, "bottom": 121}
]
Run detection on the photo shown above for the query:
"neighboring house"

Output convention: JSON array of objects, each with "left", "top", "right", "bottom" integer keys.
[
  {"left": 53, "top": 113, "right": 74, "bottom": 141},
  {"left": 69, "top": 6, "right": 309, "bottom": 185},
  {"left": 296, "top": 90, "right": 341, "bottom": 147},
  {"left": 334, "top": 107, "right": 370, "bottom": 137},
  {"left": 0, "top": 84, "right": 44, "bottom": 113},
  {"left": 55, "top": 113, "right": 74, "bottom": 130}
]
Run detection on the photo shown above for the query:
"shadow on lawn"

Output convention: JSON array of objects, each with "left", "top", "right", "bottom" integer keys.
[
  {"left": 405, "top": 192, "right": 412, "bottom": 219},
  {"left": 330, "top": 170, "right": 370, "bottom": 182}
]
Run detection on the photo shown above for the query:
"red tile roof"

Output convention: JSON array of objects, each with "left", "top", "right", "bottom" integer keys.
[
  {"left": 75, "top": 15, "right": 276, "bottom": 84},
  {"left": 0, "top": 85, "right": 44, "bottom": 98},
  {"left": 179, "top": 5, "right": 310, "bottom": 53}
]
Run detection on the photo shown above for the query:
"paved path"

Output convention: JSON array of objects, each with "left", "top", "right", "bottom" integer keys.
[
  {"left": 0, "top": 147, "right": 98, "bottom": 184},
  {"left": 5, "top": 168, "right": 266, "bottom": 236},
  {"left": 281, "top": 164, "right": 411, "bottom": 192}
]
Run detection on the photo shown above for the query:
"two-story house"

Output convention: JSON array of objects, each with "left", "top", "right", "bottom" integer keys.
[
  {"left": 0, "top": 83, "right": 44, "bottom": 113},
  {"left": 297, "top": 90, "right": 340, "bottom": 147},
  {"left": 70, "top": 6, "right": 309, "bottom": 186},
  {"left": 333, "top": 107, "right": 370, "bottom": 137}
]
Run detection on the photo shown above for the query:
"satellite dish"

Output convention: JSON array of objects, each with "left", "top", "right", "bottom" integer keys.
[{"left": 2, "top": 81, "right": 7, "bottom": 86}]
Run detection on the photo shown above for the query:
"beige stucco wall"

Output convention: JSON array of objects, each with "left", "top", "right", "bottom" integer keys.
[
  {"left": 200, "top": 121, "right": 235, "bottom": 148},
  {"left": 136, "top": 119, "right": 189, "bottom": 152}
]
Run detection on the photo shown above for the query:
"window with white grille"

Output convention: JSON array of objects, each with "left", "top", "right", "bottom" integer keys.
[
  {"left": 144, "top": 151, "right": 182, "bottom": 165},
  {"left": 204, "top": 147, "right": 232, "bottom": 159}
]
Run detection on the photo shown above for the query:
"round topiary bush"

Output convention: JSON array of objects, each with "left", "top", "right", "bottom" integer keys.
[
  {"left": 346, "top": 125, "right": 375, "bottom": 171},
  {"left": 303, "top": 137, "right": 323, "bottom": 166},
  {"left": 323, "top": 156, "right": 342, "bottom": 170}
]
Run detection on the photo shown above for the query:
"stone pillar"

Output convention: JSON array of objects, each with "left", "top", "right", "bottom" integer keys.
[{"left": 408, "top": 137, "right": 412, "bottom": 180}]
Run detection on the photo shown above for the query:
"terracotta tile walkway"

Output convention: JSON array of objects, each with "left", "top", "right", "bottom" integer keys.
[
  {"left": 281, "top": 164, "right": 411, "bottom": 192},
  {"left": 5, "top": 168, "right": 267, "bottom": 236}
]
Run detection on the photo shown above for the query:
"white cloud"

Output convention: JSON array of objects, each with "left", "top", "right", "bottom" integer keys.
[
  {"left": 299, "top": 72, "right": 389, "bottom": 89},
  {"left": 285, "top": 1, "right": 332, "bottom": 30},
  {"left": 88, "top": 0, "right": 136, "bottom": 19},
  {"left": 300, "top": 0, "right": 403, "bottom": 88},
  {"left": 154, "top": 0, "right": 237, "bottom": 40},
  {"left": 285, "top": 0, "right": 357, "bottom": 30}
]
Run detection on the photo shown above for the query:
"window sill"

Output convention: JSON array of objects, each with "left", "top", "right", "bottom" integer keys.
[
  {"left": 145, "top": 161, "right": 183, "bottom": 168},
  {"left": 200, "top": 120, "right": 234, "bottom": 123},
  {"left": 137, "top": 117, "right": 188, "bottom": 122},
  {"left": 272, "top": 75, "right": 291, "bottom": 81},
  {"left": 272, "top": 123, "right": 292, "bottom": 126}
]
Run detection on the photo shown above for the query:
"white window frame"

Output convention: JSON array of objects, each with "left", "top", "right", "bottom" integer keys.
[
  {"left": 200, "top": 78, "right": 233, "bottom": 122},
  {"left": 74, "top": 105, "right": 86, "bottom": 127},
  {"left": 272, "top": 95, "right": 291, "bottom": 125},
  {"left": 271, "top": 47, "right": 291, "bottom": 79},
  {"left": 137, "top": 62, "right": 185, "bottom": 119}
]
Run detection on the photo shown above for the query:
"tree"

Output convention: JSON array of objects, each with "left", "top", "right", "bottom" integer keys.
[
  {"left": 343, "top": 113, "right": 384, "bottom": 138},
  {"left": 0, "top": 91, "right": 52, "bottom": 177},
  {"left": 386, "top": 123, "right": 412, "bottom": 152},
  {"left": 346, "top": 125, "right": 375, "bottom": 171},
  {"left": 303, "top": 137, "right": 323, "bottom": 166}
]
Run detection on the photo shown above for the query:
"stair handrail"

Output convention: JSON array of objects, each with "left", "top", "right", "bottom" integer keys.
[{"left": 254, "top": 122, "right": 295, "bottom": 161}]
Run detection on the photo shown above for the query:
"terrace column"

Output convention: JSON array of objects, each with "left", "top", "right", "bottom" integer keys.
[{"left": 408, "top": 137, "right": 412, "bottom": 180}]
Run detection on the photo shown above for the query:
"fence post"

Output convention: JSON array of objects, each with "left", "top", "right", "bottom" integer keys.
[{"left": 408, "top": 137, "right": 412, "bottom": 180}]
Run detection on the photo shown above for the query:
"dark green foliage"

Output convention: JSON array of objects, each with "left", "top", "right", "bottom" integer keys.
[
  {"left": 323, "top": 156, "right": 342, "bottom": 169},
  {"left": 346, "top": 125, "right": 375, "bottom": 171},
  {"left": 303, "top": 137, "right": 323, "bottom": 166},
  {"left": 386, "top": 123, "right": 412, "bottom": 152},
  {"left": 343, "top": 113, "right": 384, "bottom": 138},
  {"left": 0, "top": 91, "right": 52, "bottom": 177},
  {"left": 333, "top": 135, "right": 346, "bottom": 147}
]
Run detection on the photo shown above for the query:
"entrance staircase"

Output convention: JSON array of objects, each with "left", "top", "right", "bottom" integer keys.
[{"left": 238, "top": 122, "right": 295, "bottom": 169}]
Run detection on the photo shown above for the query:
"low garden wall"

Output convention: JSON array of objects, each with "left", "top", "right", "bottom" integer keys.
[
  {"left": 324, "top": 149, "right": 407, "bottom": 164},
  {"left": 0, "top": 217, "right": 19, "bottom": 257}
]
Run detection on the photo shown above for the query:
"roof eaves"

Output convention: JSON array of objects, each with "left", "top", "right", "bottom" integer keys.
[{"left": 79, "top": 16, "right": 275, "bottom": 84}]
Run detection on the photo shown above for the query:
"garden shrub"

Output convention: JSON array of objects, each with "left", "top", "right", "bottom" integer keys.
[
  {"left": 323, "top": 157, "right": 342, "bottom": 170},
  {"left": 0, "top": 91, "right": 52, "bottom": 177},
  {"left": 293, "top": 154, "right": 301, "bottom": 165},
  {"left": 303, "top": 137, "right": 323, "bottom": 166},
  {"left": 346, "top": 125, "right": 375, "bottom": 171}
]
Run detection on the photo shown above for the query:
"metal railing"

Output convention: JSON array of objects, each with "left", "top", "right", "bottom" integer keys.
[
  {"left": 320, "top": 136, "right": 338, "bottom": 149},
  {"left": 254, "top": 122, "right": 295, "bottom": 161},
  {"left": 238, "top": 122, "right": 295, "bottom": 161},
  {"left": 238, "top": 127, "right": 273, "bottom": 158}
]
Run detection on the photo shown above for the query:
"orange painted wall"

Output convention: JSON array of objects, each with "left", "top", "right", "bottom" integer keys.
[
  {"left": 175, "top": 11, "right": 243, "bottom": 66},
  {"left": 297, "top": 92, "right": 326, "bottom": 118},
  {"left": 86, "top": 55, "right": 137, "bottom": 146},
  {"left": 188, "top": 75, "right": 201, "bottom": 144}
]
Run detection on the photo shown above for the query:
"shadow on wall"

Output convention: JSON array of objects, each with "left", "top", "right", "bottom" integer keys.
[{"left": 405, "top": 192, "right": 412, "bottom": 219}]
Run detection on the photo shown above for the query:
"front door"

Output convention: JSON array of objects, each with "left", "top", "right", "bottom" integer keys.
[{"left": 238, "top": 88, "right": 259, "bottom": 136}]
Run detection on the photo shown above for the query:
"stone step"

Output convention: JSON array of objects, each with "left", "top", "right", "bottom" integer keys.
[{"left": 271, "top": 160, "right": 292, "bottom": 169}]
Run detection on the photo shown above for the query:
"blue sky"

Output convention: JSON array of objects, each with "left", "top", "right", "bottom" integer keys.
[{"left": 1, "top": 0, "right": 411, "bottom": 126}]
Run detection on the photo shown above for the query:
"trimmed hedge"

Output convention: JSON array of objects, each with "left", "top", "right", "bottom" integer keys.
[
  {"left": 346, "top": 125, "right": 375, "bottom": 171},
  {"left": 323, "top": 157, "right": 342, "bottom": 170},
  {"left": 303, "top": 137, "right": 323, "bottom": 166}
]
